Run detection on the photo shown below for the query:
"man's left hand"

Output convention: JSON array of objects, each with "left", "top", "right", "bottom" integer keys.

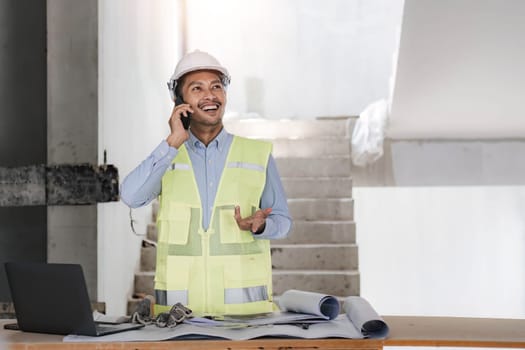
[{"left": 234, "top": 206, "right": 272, "bottom": 234}]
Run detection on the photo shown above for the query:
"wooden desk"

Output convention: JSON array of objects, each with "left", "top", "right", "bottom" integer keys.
[
  {"left": 2, "top": 316, "right": 525, "bottom": 350},
  {"left": 383, "top": 316, "right": 525, "bottom": 348}
]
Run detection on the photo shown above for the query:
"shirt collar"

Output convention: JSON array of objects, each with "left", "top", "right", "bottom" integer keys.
[{"left": 188, "top": 127, "right": 229, "bottom": 152}]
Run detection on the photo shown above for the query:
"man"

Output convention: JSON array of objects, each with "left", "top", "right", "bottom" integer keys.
[{"left": 121, "top": 50, "right": 292, "bottom": 317}]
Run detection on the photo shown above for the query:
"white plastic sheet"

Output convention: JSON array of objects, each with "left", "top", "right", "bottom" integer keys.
[{"left": 351, "top": 99, "right": 389, "bottom": 167}]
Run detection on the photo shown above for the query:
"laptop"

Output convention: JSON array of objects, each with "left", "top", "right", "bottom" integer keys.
[{"left": 4, "top": 261, "right": 144, "bottom": 336}]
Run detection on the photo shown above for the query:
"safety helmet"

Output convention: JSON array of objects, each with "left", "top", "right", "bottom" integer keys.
[{"left": 167, "top": 50, "right": 231, "bottom": 101}]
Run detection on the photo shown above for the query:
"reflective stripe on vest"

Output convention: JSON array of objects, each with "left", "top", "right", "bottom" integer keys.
[
  {"left": 170, "top": 163, "right": 191, "bottom": 171},
  {"left": 226, "top": 161, "right": 265, "bottom": 172},
  {"left": 155, "top": 289, "right": 188, "bottom": 306},
  {"left": 156, "top": 285, "right": 268, "bottom": 306},
  {"left": 154, "top": 136, "right": 274, "bottom": 316},
  {"left": 224, "top": 285, "right": 269, "bottom": 304}
]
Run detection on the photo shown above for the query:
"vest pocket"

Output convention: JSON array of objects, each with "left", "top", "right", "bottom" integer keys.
[
  {"left": 223, "top": 256, "right": 268, "bottom": 289},
  {"left": 158, "top": 202, "right": 191, "bottom": 245}
]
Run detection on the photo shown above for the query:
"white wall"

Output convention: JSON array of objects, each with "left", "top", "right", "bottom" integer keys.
[
  {"left": 389, "top": 0, "right": 525, "bottom": 139},
  {"left": 185, "top": 0, "right": 403, "bottom": 119},
  {"left": 98, "top": 0, "right": 181, "bottom": 315},
  {"left": 355, "top": 186, "right": 525, "bottom": 318}
]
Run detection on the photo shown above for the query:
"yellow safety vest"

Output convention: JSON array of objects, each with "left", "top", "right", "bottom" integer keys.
[{"left": 154, "top": 136, "right": 274, "bottom": 316}]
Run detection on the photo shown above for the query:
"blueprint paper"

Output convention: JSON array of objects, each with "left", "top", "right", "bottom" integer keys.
[
  {"left": 344, "top": 296, "right": 389, "bottom": 338},
  {"left": 279, "top": 289, "right": 340, "bottom": 320},
  {"left": 64, "top": 291, "right": 388, "bottom": 342},
  {"left": 64, "top": 316, "right": 362, "bottom": 342}
]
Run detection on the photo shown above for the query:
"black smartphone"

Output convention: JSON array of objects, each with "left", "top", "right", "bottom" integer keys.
[{"left": 175, "top": 96, "right": 191, "bottom": 130}]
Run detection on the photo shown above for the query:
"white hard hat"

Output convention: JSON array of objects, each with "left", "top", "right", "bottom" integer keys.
[{"left": 167, "top": 50, "right": 231, "bottom": 101}]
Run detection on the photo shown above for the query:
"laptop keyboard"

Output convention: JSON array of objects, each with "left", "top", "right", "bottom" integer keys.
[
  {"left": 95, "top": 324, "right": 121, "bottom": 335},
  {"left": 94, "top": 322, "right": 144, "bottom": 336},
  {"left": 96, "top": 324, "right": 116, "bottom": 331}
]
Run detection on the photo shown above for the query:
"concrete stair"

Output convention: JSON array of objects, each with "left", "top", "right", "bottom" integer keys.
[
  {"left": 129, "top": 118, "right": 359, "bottom": 313},
  {"left": 276, "top": 156, "right": 352, "bottom": 178},
  {"left": 272, "top": 270, "right": 359, "bottom": 296},
  {"left": 281, "top": 177, "right": 352, "bottom": 198},
  {"left": 288, "top": 198, "right": 353, "bottom": 221},
  {"left": 271, "top": 244, "right": 358, "bottom": 270}
]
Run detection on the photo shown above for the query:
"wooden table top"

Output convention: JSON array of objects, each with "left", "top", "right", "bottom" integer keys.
[
  {"left": 383, "top": 315, "right": 525, "bottom": 348},
  {"left": 2, "top": 315, "right": 525, "bottom": 349}
]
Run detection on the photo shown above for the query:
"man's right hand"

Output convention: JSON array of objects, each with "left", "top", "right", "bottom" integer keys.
[{"left": 166, "top": 103, "right": 193, "bottom": 148}]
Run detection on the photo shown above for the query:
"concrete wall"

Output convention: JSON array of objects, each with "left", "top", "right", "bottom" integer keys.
[
  {"left": 185, "top": 0, "right": 403, "bottom": 119},
  {"left": 0, "top": 0, "right": 47, "bottom": 301},
  {"left": 47, "top": 0, "right": 99, "bottom": 299},
  {"left": 98, "top": 0, "right": 181, "bottom": 315},
  {"left": 389, "top": 0, "right": 525, "bottom": 138},
  {"left": 356, "top": 186, "right": 525, "bottom": 318},
  {"left": 353, "top": 140, "right": 525, "bottom": 319}
]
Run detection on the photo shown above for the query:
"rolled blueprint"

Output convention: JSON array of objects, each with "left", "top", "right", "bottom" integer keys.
[
  {"left": 343, "top": 296, "right": 389, "bottom": 338},
  {"left": 279, "top": 289, "right": 340, "bottom": 320}
]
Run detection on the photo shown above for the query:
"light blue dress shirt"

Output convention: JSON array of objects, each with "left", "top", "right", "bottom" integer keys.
[{"left": 120, "top": 128, "right": 292, "bottom": 240}]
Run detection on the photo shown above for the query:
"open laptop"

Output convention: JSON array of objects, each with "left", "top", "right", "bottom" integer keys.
[{"left": 4, "top": 261, "right": 144, "bottom": 336}]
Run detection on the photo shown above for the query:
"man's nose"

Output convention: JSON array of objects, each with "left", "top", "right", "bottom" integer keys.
[{"left": 203, "top": 88, "right": 217, "bottom": 99}]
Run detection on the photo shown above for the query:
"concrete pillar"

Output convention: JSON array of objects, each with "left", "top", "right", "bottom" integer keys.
[
  {"left": 0, "top": 0, "right": 47, "bottom": 302},
  {"left": 47, "top": 0, "right": 98, "bottom": 299}
]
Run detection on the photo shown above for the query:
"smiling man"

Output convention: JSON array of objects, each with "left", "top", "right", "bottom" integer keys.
[{"left": 120, "top": 50, "right": 292, "bottom": 317}]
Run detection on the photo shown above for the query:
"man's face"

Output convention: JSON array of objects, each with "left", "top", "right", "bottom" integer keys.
[{"left": 180, "top": 70, "right": 227, "bottom": 127}]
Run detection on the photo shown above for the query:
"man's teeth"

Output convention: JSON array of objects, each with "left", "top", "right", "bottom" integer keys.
[{"left": 202, "top": 105, "right": 218, "bottom": 111}]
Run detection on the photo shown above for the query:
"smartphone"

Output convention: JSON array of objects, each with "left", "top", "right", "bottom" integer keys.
[{"left": 175, "top": 96, "right": 191, "bottom": 130}]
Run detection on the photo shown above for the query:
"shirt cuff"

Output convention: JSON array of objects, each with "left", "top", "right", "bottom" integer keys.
[{"left": 252, "top": 219, "right": 275, "bottom": 239}]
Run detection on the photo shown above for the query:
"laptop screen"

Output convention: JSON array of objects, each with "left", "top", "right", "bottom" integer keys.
[{"left": 5, "top": 262, "right": 101, "bottom": 336}]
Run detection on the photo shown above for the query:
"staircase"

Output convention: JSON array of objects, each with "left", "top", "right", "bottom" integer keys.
[{"left": 130, "top": 118, "right": 359, "bottom": 313}]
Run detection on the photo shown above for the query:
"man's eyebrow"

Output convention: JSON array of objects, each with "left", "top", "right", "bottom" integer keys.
[{"left": 187, "top": 79, "right": 222, "bottom": 87}]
